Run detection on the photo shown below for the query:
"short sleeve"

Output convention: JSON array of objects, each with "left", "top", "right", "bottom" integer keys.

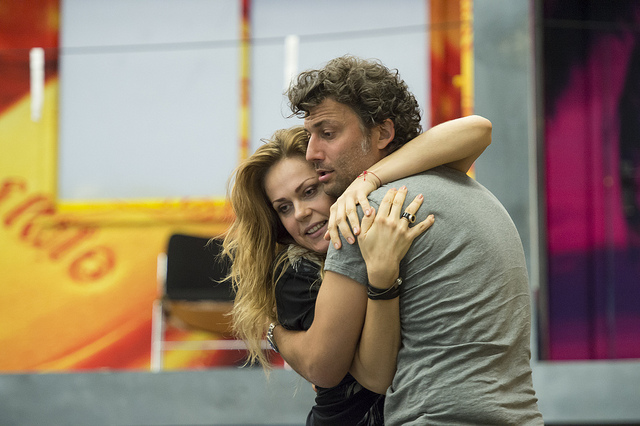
[
  {"left": 323, "top": 204, "right": 372, "bottom": 286},
  {"left": 275, "top": 259, "right": 320, "bottom": 331}
]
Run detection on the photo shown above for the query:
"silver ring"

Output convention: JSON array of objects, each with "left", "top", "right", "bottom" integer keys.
[{"left": 401, "top": 212, "right": 416, "bottom": 223}]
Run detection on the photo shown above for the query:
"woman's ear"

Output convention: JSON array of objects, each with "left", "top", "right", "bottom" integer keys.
[{"left": 375, "top": 119, "right": 395, "bottom": 150}]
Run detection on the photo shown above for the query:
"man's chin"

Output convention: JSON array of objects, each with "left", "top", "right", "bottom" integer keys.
[{"left": 323, "top": 181, "right": 349, "bottom": 198}]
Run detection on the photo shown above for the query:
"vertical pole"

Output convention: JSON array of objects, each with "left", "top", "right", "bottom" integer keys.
[
  {"left": 238, "top": 0, "right": 251, "bottom": 162},
  {"left": 460, "top": 0, "right": 474, "bottom": 117}
]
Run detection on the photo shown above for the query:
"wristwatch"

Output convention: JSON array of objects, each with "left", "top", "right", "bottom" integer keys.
[{"left": 266, "top": 322, "right": 279, "bottom": 353}]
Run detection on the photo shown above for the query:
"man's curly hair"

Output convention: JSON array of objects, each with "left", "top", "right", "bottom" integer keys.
[{"left": 287, "top": 55, "right": 422, "bottom": 153}]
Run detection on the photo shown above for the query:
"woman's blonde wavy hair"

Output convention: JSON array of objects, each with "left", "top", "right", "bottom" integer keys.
[{"left": 221, "top": 125, "right": 313, "bottom": 369}]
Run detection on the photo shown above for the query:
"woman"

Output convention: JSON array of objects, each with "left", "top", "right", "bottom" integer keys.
[{"left": 222, "top": 116, "right": 491, "bottom": 425}]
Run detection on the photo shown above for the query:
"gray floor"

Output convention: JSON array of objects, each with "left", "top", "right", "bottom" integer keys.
[
  {"left": 2, "top": 361, "right": 640, "bottom": 425},
  {"left": 0, "top": 368, "right": 315, "bottom": 426}
]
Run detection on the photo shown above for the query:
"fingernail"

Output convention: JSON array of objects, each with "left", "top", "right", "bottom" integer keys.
[
  {"left": 334, "top": 242, "right": 340, "bottom": 249},
  {"left": 418, "top": 194, "right": 423, "bottom": 200},
  {"left": 353, "top": 227, "right": 359, "bottom": 234},
  {"left": 428, "top": 214, "right": 435, "bottom": 220},
  {"left": 347, "top": 237, "right": 355, "bottom": 244},
  {"left": 401, "top": 185, "right": 407, "bottom": 191}
]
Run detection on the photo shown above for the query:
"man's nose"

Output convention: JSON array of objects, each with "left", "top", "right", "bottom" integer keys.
[{"left": 305, "top": 134, "right": 323, "bottom": 163}]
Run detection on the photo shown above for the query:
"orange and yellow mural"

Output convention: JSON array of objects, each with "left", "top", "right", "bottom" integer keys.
[
  {"left": 1, "top": 0, "right": 470, "bottom": 372},
  {"left": 429, "top": 0, "right": 474, "bottom": 175},
  {"left": 430, "top": 0, "right": 473, "bottom": 124},
  {"left": 0, "top": 1, "right": 236, "bottom": 372}
]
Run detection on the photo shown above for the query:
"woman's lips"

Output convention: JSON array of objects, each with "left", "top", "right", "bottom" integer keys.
[{"left": 306, "top": 220, "right": 327, "bottom": 237}]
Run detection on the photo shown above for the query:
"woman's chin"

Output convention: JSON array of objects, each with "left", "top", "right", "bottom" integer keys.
[
  {"left": 298, "top": 238, "right": 330, "bottom": 255},
  {"left": 316, "top": 240, "right": 331, "bottom": 254}
]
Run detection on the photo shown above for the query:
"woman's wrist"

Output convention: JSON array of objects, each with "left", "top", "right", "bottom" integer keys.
[
  {"left": 367, "top": 277, "right": 402, "bottom": 300},
  {"left": 367, "top": 267, "right": 400, "bottom": 290},
  {"left": 358, "top": 170, "right": 382, "bottom": 189},
  {"left": 266, "top": 322, "right": 280, "bottom": 353}
]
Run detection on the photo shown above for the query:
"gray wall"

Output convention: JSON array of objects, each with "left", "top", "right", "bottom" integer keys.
[{"left": 58, "top": 0, "right": 427, "bottom": 201}]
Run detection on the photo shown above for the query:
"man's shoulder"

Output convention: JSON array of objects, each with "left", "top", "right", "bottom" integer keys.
[
  {"left": 325, "top": 234, "right": 368, "bottom": 286},
  {"left": 371, "top": 166, "right": 465, "bottom": 197}
]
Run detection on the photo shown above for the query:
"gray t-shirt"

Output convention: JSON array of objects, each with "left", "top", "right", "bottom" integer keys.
[{"left": 324, "top": 166, "right": 543, "bottom": 425}]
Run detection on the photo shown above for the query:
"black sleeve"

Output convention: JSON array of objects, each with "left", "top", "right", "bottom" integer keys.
[{"left": 275, "top": 259, "right": 320, "bottom": 331}]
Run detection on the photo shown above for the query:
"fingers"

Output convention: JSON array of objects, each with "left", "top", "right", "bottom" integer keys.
[
  {"left": 327, "top": 197, "right": 357, "bottom": 248},
  {"left": 400, "top": 193, "right": 435, "bottom": 238},
  {"left": 342, "top": 197, "right": 359, "bottom": 241},
  {"left": 358, "top": 196, "right": 373, "bottom": 223},
  {"left": 377, "top": 187, "right": 398, "bottom": 218},
  {"left": 328, "top": 185, "right": 431, "bottom": 250},
  {"left": 409, "top": 213, "right": 435, "bottom": 238},
  {"left": 399, "top": 193, "right": 424, "bottom": 225},
  {"left": 326, "top": 203, "right": 342, "bottom": 249},
  {"left": 389, "top": 186, "right": 409, "bottom": 220},
  {"left": 360, "top": 206, "right": 376, "bottom": 235}
]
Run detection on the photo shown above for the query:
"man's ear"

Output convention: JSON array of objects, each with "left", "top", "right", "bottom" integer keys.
[{"left": 374, "top": 119, "right": 395, "bottom": 150}]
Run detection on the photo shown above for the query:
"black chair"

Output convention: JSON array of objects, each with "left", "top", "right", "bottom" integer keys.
[
  {"left": 150, "top": 233, "right": 238, "bottom": 371},
  {"left": 164, "top": 234, "right": 233, "bottom": 302}
]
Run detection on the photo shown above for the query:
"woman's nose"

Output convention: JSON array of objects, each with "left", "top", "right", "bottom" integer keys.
[{"left": 294, "top": 202, "right": 311, "bottom": 221}]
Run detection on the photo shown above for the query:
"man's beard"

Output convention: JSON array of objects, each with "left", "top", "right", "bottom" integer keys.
[
  {"left": 322, "top": 136, "right": 371, "bottom": 198},
  {"left": 323, "top": 172, "right": 355, "bottom": 198}
]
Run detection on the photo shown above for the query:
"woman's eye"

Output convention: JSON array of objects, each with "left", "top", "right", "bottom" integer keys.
[
  {"left": 278, "top": 204, "right": 291, "bottom": 215},
  {"left": 304, "top": 185, "right": 317, "bottom": 197}
]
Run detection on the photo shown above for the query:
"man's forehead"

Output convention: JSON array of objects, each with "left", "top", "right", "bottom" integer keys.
[
  {"left": 304, "top": 116, "right": 338, "bottom": 130},
  {"left": 304, "top": 100, "right": 351, "bottom": 128}
]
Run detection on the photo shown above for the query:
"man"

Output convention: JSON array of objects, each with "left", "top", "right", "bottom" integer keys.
[{"left": 273, "top": 55, "right": 543, "bottom": 425}]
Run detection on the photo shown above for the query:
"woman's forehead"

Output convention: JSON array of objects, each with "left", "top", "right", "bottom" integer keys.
[{"left": 264, "top": 157, "right": 316, "bottom": 198}]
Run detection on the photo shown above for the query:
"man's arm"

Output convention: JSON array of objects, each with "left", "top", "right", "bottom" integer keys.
[{"left": 272, "top": 270, "right": 367, "bottom": 388}]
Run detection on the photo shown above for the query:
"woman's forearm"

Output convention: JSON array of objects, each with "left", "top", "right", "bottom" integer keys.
[
  {"left": 349, "top": 296, "right": 401, "bottom": 394},
  {"left": 368, "top": 114, "right": 492, "bottom": 181},
  {"left": 348, "top": 188, "right": 433, "bottom": 394}
]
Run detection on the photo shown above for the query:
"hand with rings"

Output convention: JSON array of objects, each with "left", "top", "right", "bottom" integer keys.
[
  {"left": 401, "top": 212, "right": 417, "bottom": 223},
  {"left": 357, "top": 186, "right": 435, "bottom": 288}
]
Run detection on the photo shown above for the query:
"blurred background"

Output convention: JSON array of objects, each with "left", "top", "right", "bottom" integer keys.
[{"left": 0, "top": 0, "right": 639, "bottom": 424}]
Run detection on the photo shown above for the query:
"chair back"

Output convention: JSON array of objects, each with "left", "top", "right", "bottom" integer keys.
[{"left": 165, "top": 234, "right": 233, "bottom": 302}]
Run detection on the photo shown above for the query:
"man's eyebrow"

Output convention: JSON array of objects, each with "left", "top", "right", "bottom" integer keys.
[
  {"left": 310, "top": 120, "right": 324, "bottom": 128},
  {"left": 306, "top": 118, "right": 337, "bottom": 130},
  {"left": 305, "top": 119, "right": 324, "bottom": 130}
]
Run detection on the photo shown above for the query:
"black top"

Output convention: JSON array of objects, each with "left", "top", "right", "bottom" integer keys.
[{"left": 275, "top": 256, "right": 385, "bottom": 426}]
